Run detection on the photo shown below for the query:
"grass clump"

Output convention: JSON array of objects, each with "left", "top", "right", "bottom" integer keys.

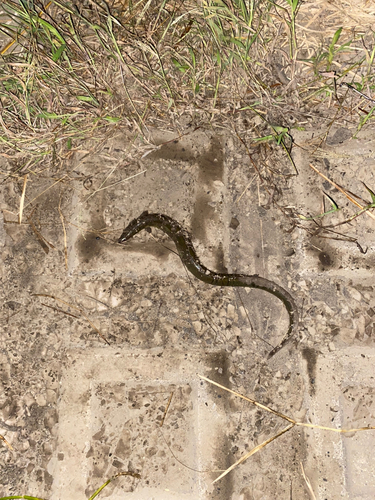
[{"left": 0, "top": 0, "right": 373, "bottom": 171}]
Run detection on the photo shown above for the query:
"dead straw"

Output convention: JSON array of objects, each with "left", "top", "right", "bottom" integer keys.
[
  {"left": 199, "top": 374, "right": 375, "bottom": 483},
  {"left": 33, "top": 293, "right": 110, "bottom": 345},
  {"left": 309, "top": 163, "right": 375, "bottom": 221}
]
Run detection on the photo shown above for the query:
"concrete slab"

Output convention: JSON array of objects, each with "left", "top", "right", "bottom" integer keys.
[
  {"left": 49, "top": 348, "right": 234, "bottom": 500},
  {"left": 1, "top": 123, "right": 375, "bottom": 500},
  {"left": 303, "top": 346, "right": 375, "bottom": 500}
]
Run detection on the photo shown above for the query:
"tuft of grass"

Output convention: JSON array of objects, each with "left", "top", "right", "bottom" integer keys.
[{"left": 0, "top": 0, "right": 374, "bottom": 173}]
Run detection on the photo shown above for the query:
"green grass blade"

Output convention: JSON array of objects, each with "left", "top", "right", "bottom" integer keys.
[{"left": 362, "top": 182, "right": 375, "bottom": 204}]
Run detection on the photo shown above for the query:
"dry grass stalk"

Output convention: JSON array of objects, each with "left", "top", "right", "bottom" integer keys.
[
  {"left": 301, "top": 462, "right": 317, "bottom": 500},
  {"left": 17, "top": 175, "right": 68, "bottom": 215},
  {"left": 33, "top": 293, "right": 110, "bottom": 345},
  {"left": 309, "top": 163, "right": 375, "bottom": 221},
  {"left": 83, "top": 168, "right": 146, "bottom": 204},
  {"left": 200, "top": 374, "right": 375, "bottom": 483},
  {"left": 213, "top": 423, "right": 295, "bottom": 484},
  {"left": 58, "top": 201, "right": 68, "bottom": 270},
  {"left": 26, "top": 212, "right": 54, "bottom": 253},
  {"left": 0, "top": 433, "right": 14, "bottom": 451},
  {"left": 18, "top": 173, "right": 28, "bottom": 224},
  {"left": 159, "top": 392, "right": 174, "bottom": 428}
]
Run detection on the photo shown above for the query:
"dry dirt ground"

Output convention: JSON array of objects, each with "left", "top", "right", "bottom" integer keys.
[{"left": 1, "top": 118, "right": 375, "bottom": 500}]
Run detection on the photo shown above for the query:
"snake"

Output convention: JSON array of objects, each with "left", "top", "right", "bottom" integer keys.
[{"left": 118, "top": 211, "right": 298, "bottom": 358}]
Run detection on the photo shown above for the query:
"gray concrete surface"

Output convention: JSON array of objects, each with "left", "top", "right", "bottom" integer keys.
[{"left": 1, "top": 125, "right": 375, "bottom": 499}]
